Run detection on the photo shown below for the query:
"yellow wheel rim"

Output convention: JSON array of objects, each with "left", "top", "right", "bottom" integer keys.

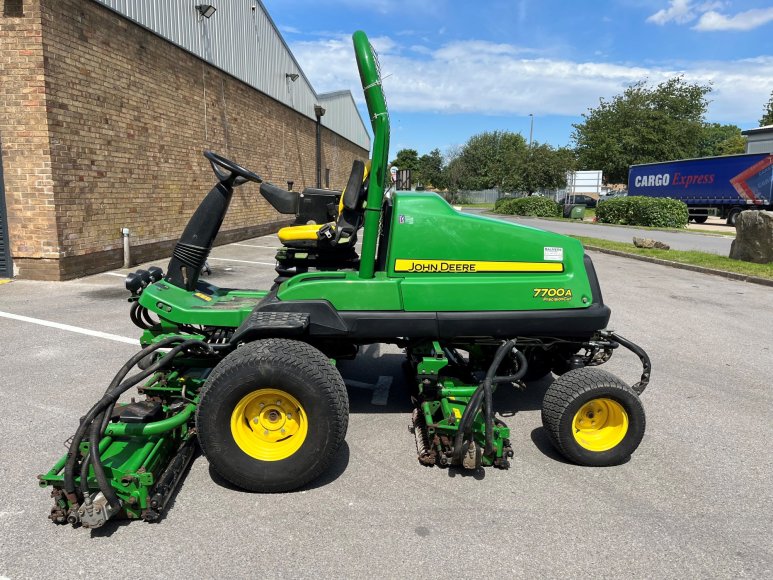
[
  {"left": 572, "top": 398, "right": 628, "bottom": 452},
  {"left": 230, "top": 388, "right": 307, "bottom": 461}
]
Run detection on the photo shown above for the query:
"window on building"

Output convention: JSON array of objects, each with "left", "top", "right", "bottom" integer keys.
[{"left": 3, "top": 0, "right": 24, "bottom": 17}]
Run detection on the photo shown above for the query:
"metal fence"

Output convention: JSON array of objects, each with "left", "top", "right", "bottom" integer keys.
[
  {"left": 439, "top": 188, "right": 569, "bottom": 204},
  {"left": 454, "top": 189, "right": 501, "bottom": 203}
]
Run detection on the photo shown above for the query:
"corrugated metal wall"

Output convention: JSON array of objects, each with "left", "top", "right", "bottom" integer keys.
[
  {"left": 318, "top": 91, "right": 368, "bottom": 152},
  {"left": 746, "top": 135, "right": 773, "bottom": 155},
  {"left": 93, "top": 0, "right": 371, "bottom": 150}
]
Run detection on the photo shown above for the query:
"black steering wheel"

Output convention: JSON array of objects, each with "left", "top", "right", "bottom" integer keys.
[{"left": 204, "top": 150, "right": 262, "bottom": 186}]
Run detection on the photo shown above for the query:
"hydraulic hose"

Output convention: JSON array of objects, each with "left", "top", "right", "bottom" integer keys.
[
  {"left": 140, "top": 306, "right": 158, "bottom": 328},
  {"left": 453, "top": 340, "right": 526, "bottom": 462},
  {"left": 62, "top": 337, "right": 200, "bottom": 503},
  {"left": 607, "top": 332, "right": 651, "bottom": 394},
  {"left": 130, "top": 301, "right": 159, "bottom": 330},
  {"left": 85, "top": 339, "right": 210, "bottom": 510},
  {"left": 129, "top": 301, "right": 146, "bottom": 329},
  {"left": 482, "top": 340, "right": 518, "bottom": 455},
  {"left": 79, "top": 454, "right": 91, "bottom": 498},
  {"left": 490, "top": 349, "right": 528, "bottom": 385},
  {"left": 63, "top": 337, "right": 183, "bottom": 499},
  {"left": 452, "top": 384, "right": 485, "bottom": 462}
]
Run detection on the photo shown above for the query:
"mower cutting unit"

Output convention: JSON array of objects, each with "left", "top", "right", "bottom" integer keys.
[{"left": 41, "top": 31, "right": 651, "bottom": 528}]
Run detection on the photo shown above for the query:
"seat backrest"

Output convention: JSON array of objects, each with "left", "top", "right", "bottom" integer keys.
[
  {"left": 335, "top": 159, "right": 371, "bottom": 215},
  {"left": 334, "top": 159, "right": 370, "bottom": 245}
]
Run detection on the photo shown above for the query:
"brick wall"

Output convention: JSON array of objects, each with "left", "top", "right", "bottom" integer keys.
[
  {"left": 0, "top": 0, "right": 59, "bottom": 280},
  {"left": 0, "top": 0, "right": 368, "bottom": 280}
]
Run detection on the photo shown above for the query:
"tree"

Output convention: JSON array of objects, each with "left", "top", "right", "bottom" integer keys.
[
  {"left": 716, "top": 134, "right": 747, "bottom": 156},
  {"left": 442, "top": 146, "right": 465, "bottom": 193},
  {"left": 451, "top": 131, "right": 528, "bottom": 191},
  {"left": 438, "top": 132, "right": 574, "bottom": 194},
  {"left": 761, "top": 90, "right": 773, "bottom": 126},
  {"left": 572, "top": 76, "right": 711, "bottom": 183},
  {"left": 390, "top": 148, "right": 420, "bottom": 173},
  {"left": 697, "top": 123, "right": 746, "bottom": 157},
  {"left": 416, "top": 148, "right": 444, "bottom": 189},
  {"left": 521, "top": 144, "right": 576, "bottom": 193}
]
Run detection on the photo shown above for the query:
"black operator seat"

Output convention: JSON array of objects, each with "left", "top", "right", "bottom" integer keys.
[{"left": 276, "top": 159, "right": 369, "bottom": 250}]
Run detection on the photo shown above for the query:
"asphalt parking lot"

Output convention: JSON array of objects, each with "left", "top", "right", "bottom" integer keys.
[{"left": 1, "top": 233, "right": 771, "bottom": 579}]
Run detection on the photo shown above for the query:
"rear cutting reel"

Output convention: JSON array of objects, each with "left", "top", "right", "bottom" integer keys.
[
  {"left": 408, "top": 340, "right": 523, "bottom": 471},
  {"left": 407, "top": 333, "right": 651, "bottom": 471}
]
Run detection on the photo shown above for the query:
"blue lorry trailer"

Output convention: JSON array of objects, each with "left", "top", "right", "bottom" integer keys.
[{"left": 628, "top": 153, "right": 773, "bottom": 225}]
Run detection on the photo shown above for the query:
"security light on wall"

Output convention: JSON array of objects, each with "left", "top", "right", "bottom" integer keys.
[
  {"left": 196, "top": 4, "right": 217, "bottom": 19},
  {"left": 286, "top": 73, "right": 299, "bottom": 82}
]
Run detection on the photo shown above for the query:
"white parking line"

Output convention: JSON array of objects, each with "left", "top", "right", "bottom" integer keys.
[
  {"left": 0, "top": 311, "right": 139, "bottom": 345},
  {"left": 207, "top": 257, "right": 276, "bottom": 266},
  {"left": 232, "top": 243, "right": 281, "bottom": 250},
  {"left": 102, "top": 272, "right": 127, "bottom": 278}
]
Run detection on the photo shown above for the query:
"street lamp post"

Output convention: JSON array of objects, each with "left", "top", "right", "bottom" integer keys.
[
  {"left": 528, "top": 113, "right": 534, "bottom": 148},
  {"left": 314, "top": 104, "right": 326, "bottom": 189}
]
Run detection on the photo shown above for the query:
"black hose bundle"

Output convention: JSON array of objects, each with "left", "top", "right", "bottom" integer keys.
[
  {"left": 452, "top": 340, "right": 527, "bottom": 463},
  {"left": 130, "top": 301, "right": 159, "bottom": 330},
  {"left": 63, "top": 337, "right": 212, "bottom": 511}
]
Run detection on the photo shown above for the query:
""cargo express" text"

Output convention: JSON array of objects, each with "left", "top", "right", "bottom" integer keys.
[{"left": 634, "top": 172, "right": 714, "bottom": 188}]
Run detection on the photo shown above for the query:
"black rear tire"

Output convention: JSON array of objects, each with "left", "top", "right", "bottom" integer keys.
[
  {"left": 541, "top": 367, "right": 645, "bottom": 466},
  {"left": 692, "top": 215, "right": 708, "bottom": 224},
  {"left": 197, "top": 339, "right": 349, "bottom": 492}
]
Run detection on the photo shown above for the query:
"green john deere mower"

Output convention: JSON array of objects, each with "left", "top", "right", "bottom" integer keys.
[{"left": 40, "top": 31, "right": 651, "bottom": 528}]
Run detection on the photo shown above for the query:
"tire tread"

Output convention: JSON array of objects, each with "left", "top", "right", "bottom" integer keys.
[
  {"left": 541, "top": 367, "right": 644, "bottom": 466},
  {"left": 197, "top": 339, "right": 348, "bottom": 492}
]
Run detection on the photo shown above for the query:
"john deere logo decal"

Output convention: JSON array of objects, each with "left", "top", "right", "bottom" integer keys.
[{"left": 394, "top": 259, "right": 563, "bottom": 273}]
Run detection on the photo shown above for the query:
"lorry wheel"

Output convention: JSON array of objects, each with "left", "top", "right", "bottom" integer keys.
[
  {"left": 197, "top": 338, "right": 349, "bottom": 492},
  {"left": 692, "top": 216, "right": 708, "bottom": 224},
  {"left": 541, "top": 368, "right": 645, "bottom": 466},
  {"left": 727, "top": 208, "right": 742, "bottom": 226}
]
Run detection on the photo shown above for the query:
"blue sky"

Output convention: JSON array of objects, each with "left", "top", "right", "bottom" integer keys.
[{"left": 263, "top": 0, "right": 773, "bottom": 159}]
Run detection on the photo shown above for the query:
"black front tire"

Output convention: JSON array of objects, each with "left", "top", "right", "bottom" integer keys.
[
  {"left": 692, "top": 215, "right": 708, "bottom": 224},
  {"left": 541, "top": 367, "right": 645, "bottom": 466},
  {"left": 196, "top": 339, "right": 349, "bottom": 492}
]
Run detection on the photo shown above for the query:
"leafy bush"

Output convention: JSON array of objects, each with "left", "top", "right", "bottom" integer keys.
[
  {"left": 594, "top": 197, "right": 630, "bottom": 223},
  {"left": 596, "top": 196, "right": 688, "bottom": 228},
  {"left": 493, "top": 196, "right": 511, "bottom": 212},
  {"left": 494, "top": 196, "right": 561, "bottom": 218}
]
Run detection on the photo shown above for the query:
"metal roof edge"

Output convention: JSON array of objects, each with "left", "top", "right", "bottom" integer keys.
[
  {"left": 741, "top": 124, "right": 773, "bottom": 135},
  {"left": 318, "top": 90, "right": 371, "bottom": 146},
  {"left": 87, "top": 0, "right": 369, "bottom": 150}
]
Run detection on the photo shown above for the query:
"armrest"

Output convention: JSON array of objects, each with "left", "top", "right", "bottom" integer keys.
[{"left": 259, "top": 182, "right": 300, "bottom": 214}]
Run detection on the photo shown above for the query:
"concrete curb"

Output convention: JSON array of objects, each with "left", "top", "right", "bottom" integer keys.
[{"left": 583, "top": 245, "right": 773, "bottom": 288}]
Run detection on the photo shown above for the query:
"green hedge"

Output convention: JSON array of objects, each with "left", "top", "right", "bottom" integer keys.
[
  {"left": 493, "top": 196, "right": 561, "bottom": 218},
  {"left": 493, "top": 197, "right": 509, "bottom": 212},
  {"left": 595, "top": 196, "right": 688, "bottom": 228}
]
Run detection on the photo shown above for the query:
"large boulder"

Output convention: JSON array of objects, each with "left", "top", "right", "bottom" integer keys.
[
  {"left": 633, "top": 237, "right": 670, "bottom": 250},
  {"left": 729, "top": 211, "right": 773, "bottom": 264}
]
